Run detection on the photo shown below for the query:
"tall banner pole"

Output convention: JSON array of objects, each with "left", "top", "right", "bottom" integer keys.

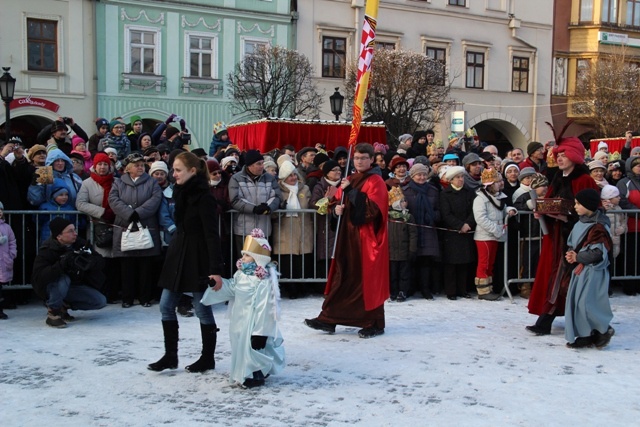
[{"left": 331, "top": 0, "right": 380, "bottom": 259}]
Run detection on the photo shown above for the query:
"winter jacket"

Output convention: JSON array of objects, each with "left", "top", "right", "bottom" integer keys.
[
  {"left": 272, "top": 183, "right": 313, "bottom": 255},
  {"left": 37, "top": 122, "right": 89, "bottom": 155},
  {"left": 108, "top": 172, "right": 162, "bottom": 257},
  {"left": 157, "top": 185, "right": 177, "bottom": 245},
  {"left": 402, "top": 180, "right": 440, "bottom": 257},
  {"left": 37, "top": 180, "right": 79, "bottom": 244},
  {"left": 27, "top": 149, "right": 83, "bottom": 208},
  {"left": 76, "top": 176, "right": 114, "bottom": 258},
  {"left": 0, "top": 219, "right": 17, "bottom": 283},
  {"left": 617, "top": 156, "right": 640, "bottom": 233},
  {"left": 387, "top": 211, "right": 417, "bottom": 261},
  {"left": 604, "top": 205, "right": 627, "bottom": 258},
  {"left": 158, "top": 174, "right": 223, "bottom": 293},
  {"left": 473, "top": 189, "right": 517, "bottom": 242},
  {"left": 228, "top": 167, "right": 281, "bottom": 236},
  {"left": 439, "top": 184, "right": 477, "bottom": 264},
  {"left": 208, "top": 133, "right": 231, "bottom": 157}
]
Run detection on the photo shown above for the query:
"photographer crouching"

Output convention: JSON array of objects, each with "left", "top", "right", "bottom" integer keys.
[{"left": 31, "top": 217, "right": 107, "bottom": 328}]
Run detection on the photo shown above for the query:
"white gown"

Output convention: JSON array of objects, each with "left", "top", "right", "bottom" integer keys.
[{"left": 201, "top": 269, "right": 285, "bottom": 385}]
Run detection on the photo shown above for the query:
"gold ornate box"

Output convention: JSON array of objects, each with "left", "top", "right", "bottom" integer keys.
[{"left": 536, "top": 198, "right": 573, "bottom": 215}]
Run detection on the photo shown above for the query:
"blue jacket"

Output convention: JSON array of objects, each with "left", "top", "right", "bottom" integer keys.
[
  {"left": 38, "top": 179, "right": 81, "bottom": 244},
  {"left": 28, "top": 149, "right": 83, "bottom": 208}
]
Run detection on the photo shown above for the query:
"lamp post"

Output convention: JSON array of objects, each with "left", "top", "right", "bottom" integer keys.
[
  {"left": 0, "top": 67, "right": 16, "bottom": 142},
  {"left": 329, "top": 87, "right": 344, "bottom": 121}
]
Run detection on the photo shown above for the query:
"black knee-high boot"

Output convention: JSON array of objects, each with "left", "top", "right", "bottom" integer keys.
[
  {"left": 148, "top": 320, "right": 179, "bottom": 371},
  {"left": 185, "top": 323, "right": 218, "bottom": 373}
]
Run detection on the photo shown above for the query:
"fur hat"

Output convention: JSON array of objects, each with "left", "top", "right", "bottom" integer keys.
[
  {"left": 588, "top": 160, "right": 606, "bottom": 171},
  {"left": 481, "top": 168, "right": 499, "bottom": 186},
  {"left": 27, "top": 144, "right": 47, "bottom": 161},
  {"left": 149, "top": 161, "right": 168, "bottom": 175},
  {"left": 575, "top": 188, "right": 600, "bottom": 212},
  {"left": 244, "top": 149, "right": 263, "bottom": 167},
  {"left": 527, "top": 141, "right": 544, "bottom": 156},
  {"left": 278, "top": 160, "right": 297, "bottom": 180},
  {"left": 241, "top": 228, "right": 271, "bottom": 268},
  {"left": 409, "top": 163, "right": 429, "bottom": 178},
  {"left": 49, "top": 217, "right": 73, "bottom": 238},
  {"left": 601, "top": 184, "right": 620, "bottom": 200},
  {"left": 529, "top": 173, "right": 549, "bottom": 189},
  {"left": 444, "top": 165, "right": 465, "bottom": 182}
]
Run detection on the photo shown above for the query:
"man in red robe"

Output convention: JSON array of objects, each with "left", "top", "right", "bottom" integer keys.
[
  {"left": 305, "top": 143, "right": 389, "bottom": 338},
  {"left": 526, "top": 134, "right": 599, "bottom": 335}
]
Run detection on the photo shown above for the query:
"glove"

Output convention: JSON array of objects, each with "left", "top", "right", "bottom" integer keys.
[
  {"left": 251, "top": 336, "right": 267, "bottom": 350},
  {"left": 179, "top": 119, "right": 186, "bottom": 132},
  {"left": 129, "top": 210, "right": 140, "bottom": 223},
  {"left": 165, "top": 114, "right": 177, "bottom": 125},
  {"left": 253, "top": 203, "right": 270, "bottom": 215}
]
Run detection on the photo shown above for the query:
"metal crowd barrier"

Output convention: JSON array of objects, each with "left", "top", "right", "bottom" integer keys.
[{"left": 502, "top": 209, "right": 640, "bottom": 302}]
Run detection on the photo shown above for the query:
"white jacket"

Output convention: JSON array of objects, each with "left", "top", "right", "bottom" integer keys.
[{"left": 473, "top": 190, "right": 517, "bottom": 242}]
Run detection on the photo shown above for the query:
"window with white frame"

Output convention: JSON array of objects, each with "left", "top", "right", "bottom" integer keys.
[
  {"left": 376, "top": 41, "right": 396, "bottom": 51},
  {"left": 322, "top": 36, "right": 347, "bottom": 78},
  {"left": 185, "top": 32, "right": 217, "bottom": 79},
  {"left": 627, "top": 0, "right": 640, "bottom": 26},
  {"left": 580, "top": 0, "right": 594, "bottom": 22},
  {"left": 243, "top": 37, "right": 270, "bottom": 59},
  {"left": 27, "top": 18, "right": 58, "bottom": 72},
  {"left": 602, "top": 0, "right": 618, "bottom": 23},
  {"left": 426, "top": 47, "right": 447, "bottom": 86},
  {"left": 466, "top": 51, "right": 485, "bottom": 89},
  {"left": 449, "top": 0, "right": 466, "bottom": 6},
  {"left": 125, "top": 26, "right": 161, "bottom": 75},
  {"left": 512, "top": 56, "right": 529, "bottom": 92}
]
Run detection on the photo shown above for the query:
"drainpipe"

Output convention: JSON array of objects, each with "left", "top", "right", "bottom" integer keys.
[
  {"left": 509, "top": 15, "right": 539, "bottom": 142},
  {"left": 352, "top": 0, "right": 364, "bottom": 60}
]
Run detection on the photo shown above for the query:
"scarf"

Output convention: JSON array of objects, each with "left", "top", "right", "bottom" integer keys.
[
  {"left": 325, "top": 178, "right": 340, "bottom": 186},
  {"left": 90, "top": 171, "right": 114, "bottom": 211},
  {"left": 282, "top": 182, "right": 300, "bottom": 217}
]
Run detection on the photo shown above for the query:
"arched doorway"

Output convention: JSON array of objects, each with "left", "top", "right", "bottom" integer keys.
[
  {"left": 467, "top": 113, "right": 530, "bottom": 157},
  {"left": 1, "top": 113, "right": 59, "bottom": 148}
]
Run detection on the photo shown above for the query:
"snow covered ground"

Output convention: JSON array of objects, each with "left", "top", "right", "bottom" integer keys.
[{"left": 2, "top": 292, "right": 640, "bottom": 426}]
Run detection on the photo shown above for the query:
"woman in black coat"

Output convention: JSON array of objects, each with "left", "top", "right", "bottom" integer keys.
[
  {"left": 439, "top": 166, "right": 477, "bottom": 300},
  {"left": 148, "top": 152, "right": 224, "bottom": 373}
]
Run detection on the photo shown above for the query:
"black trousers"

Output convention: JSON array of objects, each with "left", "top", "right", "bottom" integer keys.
[
  {"left": 444, "top": 263, "right": 472, "bottom": 297},
  {"left": 390, "top": 260, "right": 412, "bottom": 297},
  {"left": 119, "top": 256, "right": 155, "bottom": 304}
]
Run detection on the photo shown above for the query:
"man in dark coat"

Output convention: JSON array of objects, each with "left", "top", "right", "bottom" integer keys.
[{"left": 31, "top": 217, "right": 106, "bottom": 328}]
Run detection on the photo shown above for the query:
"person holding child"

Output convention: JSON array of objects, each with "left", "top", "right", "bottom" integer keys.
[
  {"left": 148, "top": 152, "right": 224, "bottom": 373},
  {"left": 564, "top": 189, "right": 615, "bottom": 349},
  {"left": 201, "top": 228, "right": 285, "bottom": 388}
]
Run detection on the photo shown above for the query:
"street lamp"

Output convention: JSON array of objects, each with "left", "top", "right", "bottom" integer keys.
[
  {"left": 0, "top": 67, "right": 16, "bottom": 142},
  {"left": 329, "top": 87, "right": 344, "bottom": 121}
]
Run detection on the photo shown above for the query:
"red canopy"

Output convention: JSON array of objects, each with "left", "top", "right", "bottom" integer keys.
[
  {"left": 227, "top": 118, "right": 387, "bottom": 153},
  {"left": 589, "top": 137, "right": 640, "bottom": 157}
]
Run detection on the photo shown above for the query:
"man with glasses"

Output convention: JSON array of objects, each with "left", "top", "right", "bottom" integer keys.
[
  {"left": 36, "top": 117, "right": 89, "bottom": 156},
  {"left": 305, "top": 143, "right": 390, "bottom": 339},
  {"left": 31, "top": 217, "right": 106, "bottom": 328}
]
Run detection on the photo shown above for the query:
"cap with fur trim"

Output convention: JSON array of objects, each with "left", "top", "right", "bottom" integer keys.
[
  {"left": 149, "top": 161, "right": 169, "bottom": 175},
  {"left": 444, "top": 165, "right": 465, "bottom": 182},
  {"left": 278, "top": 160, "right": 297, "bottom": 180},
  {"left": 241, "top": 228, "right": 271, "bottom": 268},
  {"left": 601, "top": 184, "right": 620, "bottom": 200}
]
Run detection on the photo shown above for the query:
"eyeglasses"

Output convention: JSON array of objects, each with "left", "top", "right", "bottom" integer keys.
[
  {"left": 211, "top": 171, "right": 222, "bottom": 176},
  {"left": 113, "top": 125, "right": 125, "bottom": 130},
  {"left": 71, "top": 159, "right": 84, "bottom": 165}
]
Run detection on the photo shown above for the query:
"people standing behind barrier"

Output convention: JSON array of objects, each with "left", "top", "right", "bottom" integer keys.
[
  {"left": 403, "top": 163, "right": 440, "bottom": 299},
  {"left": 606, "top": 160, "right": 625, "bottom": 186},
  {"left": 37, "top": 179, "right": 79, "bottom": 245},
  {"left": 37, "top": 118, "right": 89, "bottom": 156},
  {"left": 385, "top": 156, "right": 410, "bottom": 189},
  {"left": 127, "top": 115, "right": 144, "bottom": 152},
  {"left": 31, "top": 217, "right": 107, "bottom": 328},
  {"left": 511, "top": 167, "right": 537, "bottom": 203},
  {"left": 513, "top": 173, "right": 549, "bottom": 299},
  {"left": 601, "top": 184, "right": 627, "bottom": 294},
  {"left": 209, "top": 122, "right": 231, "bottom": 157},
  {"left": 98, "top": 121, "right": 131, "bottom": 161},
  {"left": 527, "top": 132, "right": 599, "bottom": 336},
  {"left": 472, "top": 169, "right": 517, "bottom": 301},
  {"left": 207, "top": 159, "right": 232, "bottom": 277},
  {"left": 518, "top": 141, "right": 548, "bottom": 175},
  {"left": 502, "top": 163, "right": 520, "bottom": 202},
  {"left": 333, "top": 146, "right": 351, "bottom": 176},
  {"left": 108, "top": 152, "right": 162, "bottom": 308},
  {"left": 296, "top": 147, "right": 318, "bottom": 184},
  {"left": 69, "top": 152, "right": 90, "bottom": 181},
  {"left": 387, "top": 186, "right": 417, "bottom": 302},
  {"left": 228, "top": 150, "right": 281, "bottom": 259},
  {"left": 306, "top": 152, "right": 328, "bottom": 191},
  {"left": 88, "top": 118, "right": 110, "bottom": 157},
  {"left": 0, "top": 201, "right": 17, "bottom": 319},
  {"left": 272, "top": 161, "right": 313, "bottom": 299},
  {"left": 439, "top": 166, "right": 476, "bottom": 300},
  {"left": 135, "top": 133, "right": 154, "bottom": 155},
  {"left": 70, "top": 136, "right": 92, "bottom": 175},
  {"left": 28, "top": 149, "right": 83, "bottom": 208},
  {"left": 462, "top": 153, "right": 483, "bottom": 192},
  {"left": 76, "top": 152, "right": 120, "bottom": 303},
  {"left": 616, "top": 155, "right": 640, "bottom": 295},
  {"left": 310, "top": 160, "right": 341, "bottom": 276}
]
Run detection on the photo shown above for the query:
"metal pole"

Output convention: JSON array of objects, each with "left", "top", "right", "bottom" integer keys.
[
  {"left": 4, "top": 101, "right": 10, "bottom": 141},
  {"left": 330, "top": 145, "right": 353, "bottom": 259}
]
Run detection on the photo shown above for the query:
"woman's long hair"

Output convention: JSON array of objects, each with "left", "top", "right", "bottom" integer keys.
[{"left": 175, "top": 151, "right": 209, "bottom": 182}]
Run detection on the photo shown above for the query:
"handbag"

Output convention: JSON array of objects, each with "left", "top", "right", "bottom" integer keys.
[
  {"left": 121, "top": 221, "right": 154, "bottom": 252},
  {"left": 93, "top": 223, "right": 114, "bottom": 248}
]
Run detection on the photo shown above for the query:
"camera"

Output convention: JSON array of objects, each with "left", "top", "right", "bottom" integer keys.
[
  {"left": 63, "top": 117, "right": 72, "bottom": 125},
  {"left": 181, "top": 132, "right": 192, "bottom": 144}
]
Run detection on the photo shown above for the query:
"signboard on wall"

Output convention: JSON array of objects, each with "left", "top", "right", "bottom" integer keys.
[
  {"left": 451, "top": 110, "right": 465, "bottom": 132},
  {"left": 9, "top": 96, "right": 60, "bottom": 113}
]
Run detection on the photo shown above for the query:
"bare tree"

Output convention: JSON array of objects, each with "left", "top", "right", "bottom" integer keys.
[
  {"left": 344, "top": 48, "right": 452, "bottom": 144},
  {"left": 572, "top": 46, "right": 640, "bottom": 137},
  {"left": 227, "top": 45, "right": 322, "bottom": 119}
]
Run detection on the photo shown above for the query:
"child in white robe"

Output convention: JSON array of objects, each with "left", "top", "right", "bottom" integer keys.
[{"left": 201, "top": 228, "right": 285, "bottom": 388}]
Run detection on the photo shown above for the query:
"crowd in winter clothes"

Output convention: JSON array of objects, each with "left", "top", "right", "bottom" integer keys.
[{"left": 2, "top": 115, "right": 640, "bottom": 321}]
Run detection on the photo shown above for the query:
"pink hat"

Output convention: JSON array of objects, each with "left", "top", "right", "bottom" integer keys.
[{"left": 72, "top": 136, "right": 86, "bottom": 150}]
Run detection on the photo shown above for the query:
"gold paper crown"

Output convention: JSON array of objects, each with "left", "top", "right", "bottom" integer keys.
[
  {"left": 242, "top": 235, "right": 271, "bottom": 257},
  {"left": 610, "top": 151, "right": 621, "bottom": 161},
  {"left": 481, "top": 168, "right": 499, "bottom": 185},
  {"left": 546, "top": 148, "right": 557, "bottom": 167},
  {"left": 388, "top": 186, "right": 405, "bottom": 206},
  {"left": 433, "top": 140, "right": 443, "bottom": 148}
]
